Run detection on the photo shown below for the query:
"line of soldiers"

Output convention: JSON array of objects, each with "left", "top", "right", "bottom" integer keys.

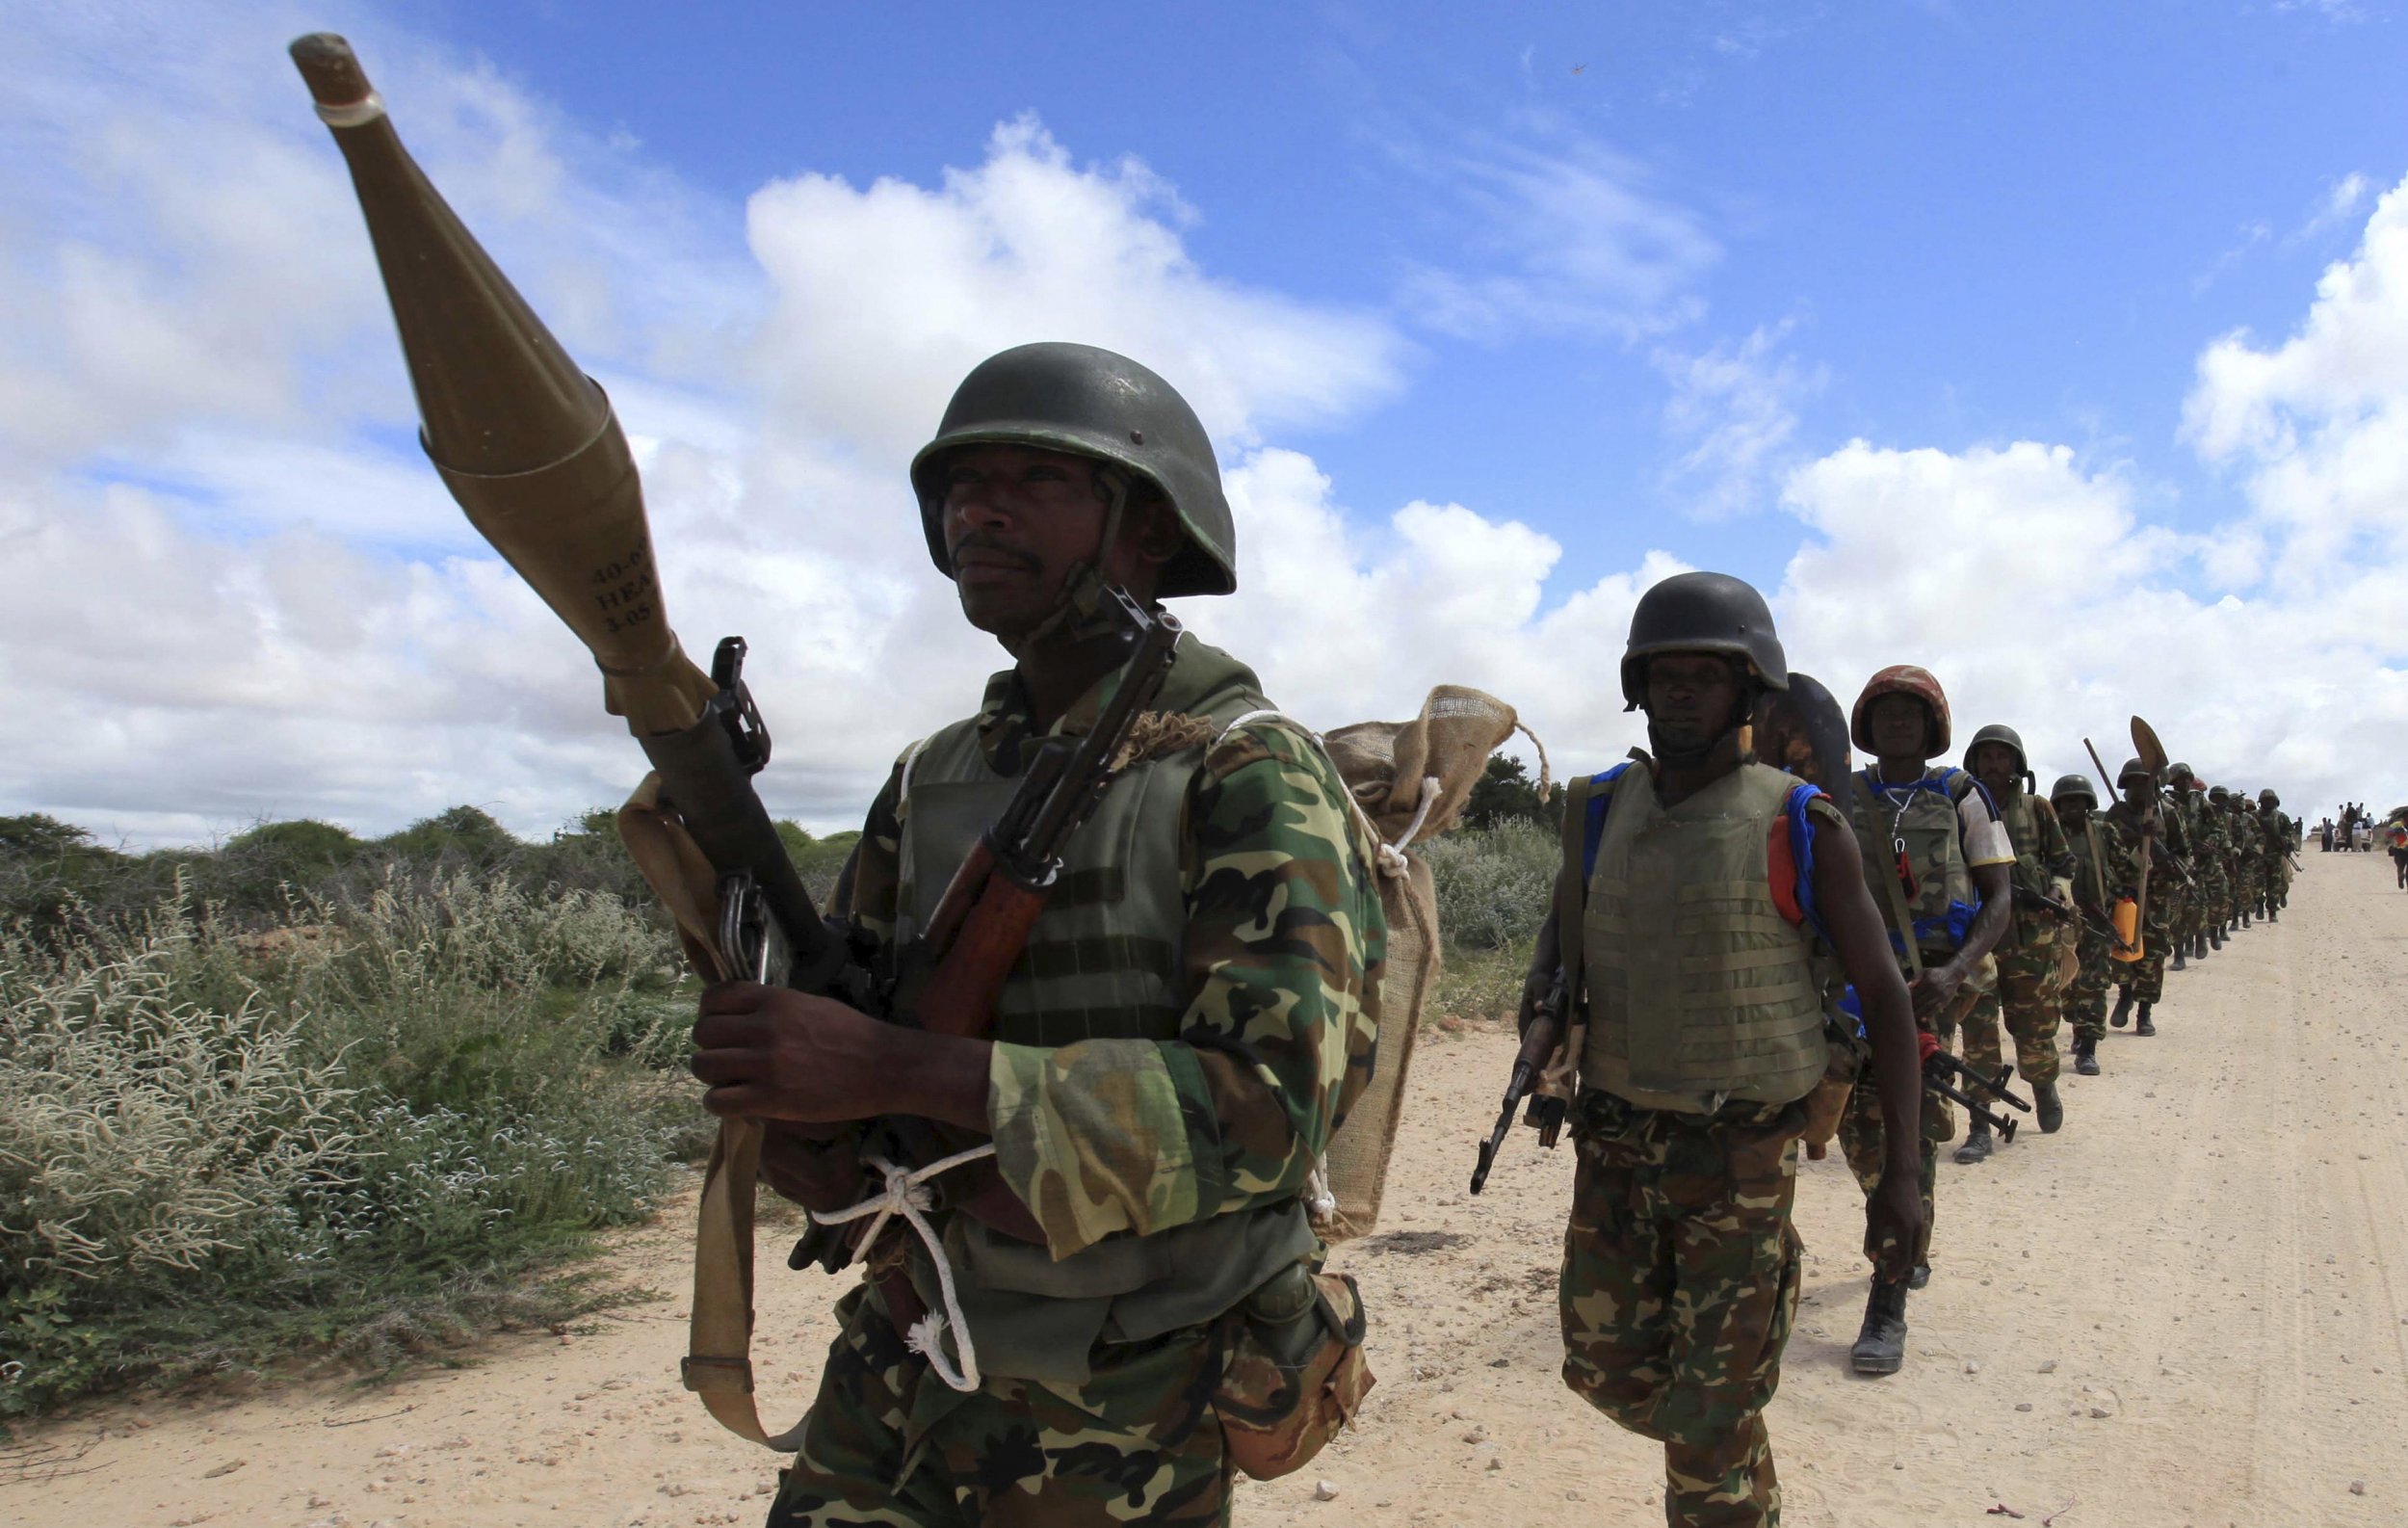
[
  {"left": 692, "top": 343, "right": 2306, "bottom": 1528},
  {"left": 2048, "top": 763, "right": 2299, "bottom": 1079}
]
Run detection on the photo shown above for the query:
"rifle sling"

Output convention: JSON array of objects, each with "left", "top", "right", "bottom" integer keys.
[{"left": 616, "top": 774, "right": 812, "bottom": 1450}]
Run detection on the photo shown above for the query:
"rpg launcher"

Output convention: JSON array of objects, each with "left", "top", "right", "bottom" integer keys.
[
  {"left": 1919, "top": 1034, "right": 2028, "bottom": 1143},
  {"left": 291, "top": 32, "right": 1185, "bottom": 1451}
]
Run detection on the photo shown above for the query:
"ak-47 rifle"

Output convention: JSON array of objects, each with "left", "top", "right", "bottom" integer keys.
[
  {"left": 1919, "top": 1034, "right": 2026, "bottom": 1143},
  {"left": 290, "top": 34, "right": 1182, "bottom": 1451},
  {"left": 1469, "top": 975, "right": 1567, "bottom": 1195}
]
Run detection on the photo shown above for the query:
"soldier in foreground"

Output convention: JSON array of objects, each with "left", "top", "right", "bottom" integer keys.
[
  {"left": 2201, "top": 784, "right": 2237, "bottom": 950},
  {"left": 1954, "top": 724, "right": 2075, "bottom": 1159},
  {"left": 2104, "top": 760, "right": 2174, "bottom": 1037},
  {"left": 2259, "top": 790, "right": 2294, "bottom": 919},
  {"left": 2051, "top": 776, "right": 2114, "bottom": 1076},
  {"left": 2164, "top": 764, "right": 2207, "bottom": 967},
  {"left": 1548, "top": 573, "right": 1925, "bottom": 1527},
  {"left": 692, "top": 345, "right": 1386, "bottom": 1525},
  {"left": 1836, "top": 667, "right": 2013, "bottom": 1374}
]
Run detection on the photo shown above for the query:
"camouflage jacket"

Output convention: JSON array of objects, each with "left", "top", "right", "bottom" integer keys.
[{"left": 845, "top": 647, "right": 1386, "bottom": 1259}]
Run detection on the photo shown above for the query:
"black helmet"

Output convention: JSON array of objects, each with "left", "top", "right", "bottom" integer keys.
[
  {"left": 909, "top": 343, "right": 1236, "bottom": 597},
  {"left": 1619, "top": 571, "right": 1788, "bottom": 710},
  {"left": 2118, "top": 756, "right": 2155, "bottom": 790},
  {"left": 1966, "top": 723, "right": 2028, "bottom": 775},
  {"left": 2209, "top": 784, "right": 2230, "bottom": 802},
  {"left": 2169, "top": 761, "right": 2195, "bottom": 780},
  {"left": 2259, "top": 788, "right": 2280, "bottom": 806},
  {"left": 2050, "top": 774, "right": 2096, "bottom": 806}
]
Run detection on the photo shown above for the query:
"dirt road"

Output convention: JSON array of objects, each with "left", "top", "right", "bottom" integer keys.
[{"left": 9, "top": 852, "right": 2405, "bottom": 1528}]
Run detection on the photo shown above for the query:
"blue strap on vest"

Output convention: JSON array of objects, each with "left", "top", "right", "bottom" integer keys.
[
  {"left": 1579, "top": 762, "right": 1636, "bottom": 881},
  {"left": 1859, "top": 764, "right": 1991, "bottom": 954}
]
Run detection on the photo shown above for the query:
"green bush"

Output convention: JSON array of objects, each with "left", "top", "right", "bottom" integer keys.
[
  {"left": 1421, "top": 818, "right": 1557, "bottom": 952},
  {"left": 0, "top": 875, "right": 693, "bottom": 1418}
]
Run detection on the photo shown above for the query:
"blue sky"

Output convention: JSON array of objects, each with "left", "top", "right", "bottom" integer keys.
[
  {"left": 409, "top": 0, "right": 2403, "bottom": 586},
  {"left": 4, "top": 0, "right": 2407, "bottom": 844}
]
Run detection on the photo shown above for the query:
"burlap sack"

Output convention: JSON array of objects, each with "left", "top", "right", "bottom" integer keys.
[{"left": 1316, "top": 686, "right": 1544, "bottom": 1240}]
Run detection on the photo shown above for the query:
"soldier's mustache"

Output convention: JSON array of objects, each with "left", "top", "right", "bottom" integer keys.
[{"left": 953, "top": 534, "right": 1039, "bottom": 571}]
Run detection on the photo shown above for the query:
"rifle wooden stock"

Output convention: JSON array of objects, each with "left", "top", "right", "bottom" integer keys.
[{"left": 914, "top": 876, "right": 1050, "bottom": 1041}]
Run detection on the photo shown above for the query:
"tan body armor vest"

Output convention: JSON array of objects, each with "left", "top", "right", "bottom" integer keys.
[
  {"left": 1577, "top": 761, "right": 1828, "bottom": 1113},
  {"left": 892, "top": 636, "right": 1317, "bottom": 1384},
  {"left": 1994, "top": 788, "right": 2059, "bottom": 952},
  {"left": 1853, "top": 766, "right": 1978, "bottom": 961}
]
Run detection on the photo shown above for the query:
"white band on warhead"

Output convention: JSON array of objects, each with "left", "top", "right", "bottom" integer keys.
[{"left": 315, "top": 92, "right": 386, "bottom": 128}]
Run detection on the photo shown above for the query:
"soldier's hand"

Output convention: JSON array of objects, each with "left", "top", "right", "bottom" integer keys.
[
  {"left": 1907, "top": 965, "right": 1963, "bottom": 1020},
  {"left": 1865, "top": 1175, "right": 1925, "bottom": 1284},
  {"left": 757, "top": 1120, "right": 867, "bottom": 1214},
  {"left": 690, "top": 982, "right": 893, "bottom": 1123}
]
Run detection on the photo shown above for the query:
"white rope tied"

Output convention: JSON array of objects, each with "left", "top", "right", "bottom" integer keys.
[
  {"left": 1375, "top": 776, "right": 1444, "bottom": 879},
  {"left": 808, "top": 1142, "right": 997, "bottom": 1392},
  {"left": 1303, "top": 1159, "right": 1337, "bottom": 1219}
]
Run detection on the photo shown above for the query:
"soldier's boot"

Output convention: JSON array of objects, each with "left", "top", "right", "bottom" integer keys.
[
  {"left": 2110, "top": 989, "right": 2133, "bottom": 1028},
  {"left": 2267, "top": 902, "right": 2279, "bottom": 923},
  {"left": 2072, "top": 1034, "right": 2101, "bottom": 1076},
  {"left": 1851, "top": 1278, "right": 1910, "bottom": 1376},
  {"left": 2034, "top": 1080, "right": 2064, "bottom": 1133},
  {"left": 1953, "top": 1119, "right": 1994, "bottom": 1165},
  {"left": 2210, "top": 925, "right": 2225, "bottom": 950},
  {"left": 2195, "top": 933, "right": 2211, "bottom": 960},
  {"left": 2172, "top": 946, "right": 2188, "bottom": 971},
  {"left": 1907, "top": 1263, "right": 1930, "bottom": 1290},
  {"left": 2133, "top": 1003, "right": 2157, "bottom": 1038}
]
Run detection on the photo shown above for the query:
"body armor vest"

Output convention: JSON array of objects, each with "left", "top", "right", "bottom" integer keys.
[
  {"left": 1578, "top": 762, "right": 1828, "bottom": 1112},
  {"left": 1853, "top": 766, "right": 1979, "bottom": 957},
  {"left": 1994, "top": 788, "right": 2058, "bottom": 952},
  {"left": 892, "top": 636, "right": 1318, "bottom": 1384}
]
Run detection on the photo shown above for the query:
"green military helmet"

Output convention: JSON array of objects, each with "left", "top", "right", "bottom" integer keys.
[
  {"left": 1966, "top": 723, "right": 2028, "bottom": 773},
  {"left": 1618, "top": 570, "right": 1789, "bottom": 710},
  {"left": 2050, "top": 773, "right": 2097, "bottom": 807},
  {"left": 2260, "top": 788, "right": 2280, "bottom": 807},
  {"left": 2117, "top": 756, "right": 2156, "bottom": 794},
  {"left": 2209, "top": 784, "right": 2231, "bottom": 802},
  {"left": 909, "top": 342, "right": 1237, "bottom": 597},
  {"left": 2169, "top": 761, "right": 2195, "bottom": 782}
]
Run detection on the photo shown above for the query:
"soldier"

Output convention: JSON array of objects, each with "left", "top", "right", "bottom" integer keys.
[
  {"left": 2260, "top": 790, "right": 2294, "bottom": 918},
  {"left": 689, "top": 344, "right": 1388, "bottom": 1526},
  {"left": 1835, "top": 667, "right": 2013, "bottom": 1375},
  {"left": 1548, "top": 572, "right": 1925, "bottom": 1527},
  {"left": 1953, "top": 724, "right": 2076, "bottom": 1159},
  {"left": 2103, "top": 759, "right": 2175, "bottom": 1036},
  {"left": 2051, "top": 776, "right": 2114, "bottom": 1076},
  {"left": 2164, "top": 765, "right": 2207, "bottom": 966},
  {"left": 2195, "top": 784, "right": 2232, "bottom": 955},
  {"left": 2230, "top": 793, "right": 2264, "bottom": 929}
]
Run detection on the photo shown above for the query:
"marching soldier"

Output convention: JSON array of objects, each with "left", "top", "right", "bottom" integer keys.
[
  {"left": 1954, "top": 724, "right": 2075, "bottom": 1158},
  {"left": 2164, "top": 765, "right": 2208, "bottom": 966},
  {"left": 1836, "top": 667, "right": 2013, "bottom": 1374},
  {"left": 1545, "top": 572, "right": 1926, "bottom": 1527},
  {"left": 2103, "top": 759, "right": 2175, "bottom": 1036},
  {"left": 2203, "top": 785, "right": 2238, "bottom": 947},
  {"left": 694, "top": 344, "right": 1388, "bottom": 1525},
  {"left": 2260, "top": 790, "right": 2294, "bottom": 919},
  {"left": 2051, "top": 776, "right": 2114, "bottom": 1076}
]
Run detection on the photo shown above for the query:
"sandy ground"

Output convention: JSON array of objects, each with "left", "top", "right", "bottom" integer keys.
[{"left": 9, "top": 850, "right": 2407, "bottom": 1528}]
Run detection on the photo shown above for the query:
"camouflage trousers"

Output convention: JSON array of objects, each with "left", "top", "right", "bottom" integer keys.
[
  {"left": 1559, "top": 1091, "right": 1804, "bottom": 1528},
  {"left": 2064, "top": 926, "right": 2113, "bottom": 1044},
  {"left": 1834, "top": 977, "right": 1970, "bottom": 1272},
  {"left": 1960, "top": 934, "right": 2065, "bottom": 1087},
  {"left": 2198, "top": 866, "right": 2229, "bottom": 932},
  {"left": 768, "top": 1282, "right": 1230, "bottom": 1527}
]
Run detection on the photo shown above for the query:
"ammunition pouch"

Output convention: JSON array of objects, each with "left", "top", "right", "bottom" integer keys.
[{"left": 1213, "top": 1261, "right": 1374, "bottom": 1481}]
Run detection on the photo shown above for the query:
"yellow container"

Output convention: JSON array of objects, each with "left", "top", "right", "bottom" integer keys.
[{"left": 2109, "top": 896, "right": 2143, "bottom": 962}]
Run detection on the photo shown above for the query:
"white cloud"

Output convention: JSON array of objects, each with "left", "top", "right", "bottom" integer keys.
[
  {"left": 1391, "top": 127, "right": 1720, "bottom": 342},
  {"left": 1655, "top": 322, "right": 1825, "bottom": 517},
  {"left": 8, "top": 2, "right": 2408, "bottom": 859}
]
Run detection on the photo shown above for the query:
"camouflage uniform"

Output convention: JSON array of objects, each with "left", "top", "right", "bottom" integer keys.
[
  {"left": 772, "top": 641, "right": 1386, "bottom": 1527},
  {"left": 2163, "top": 774, "right": 2206, "bottom": 956},
  {"left": 1959, "top": 787, "right": 2076, "bottom": 1088},
  {"left": 2056, "top": 801, "right": 2114, "bottom": 1046},
  {"left": 1835, "top": 762, "right": 2009, "bottom": 1268},
  {"left": 2264, "top": 806, "right": 2295, "bottom": 910},
  {"left": 1561, "top": 1092, "right": 1803, "bottom": 1528},
  {"left": 2100, "top": 800, "right": 2172, "bottom": 1006},
  {"left": 2192, "top": 795, "right": 2230, "bottom": 939}
]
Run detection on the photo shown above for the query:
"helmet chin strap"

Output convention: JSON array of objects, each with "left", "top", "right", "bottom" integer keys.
[{"left": 1000, "top": 470, "right": 1133, "bottom": 659}]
